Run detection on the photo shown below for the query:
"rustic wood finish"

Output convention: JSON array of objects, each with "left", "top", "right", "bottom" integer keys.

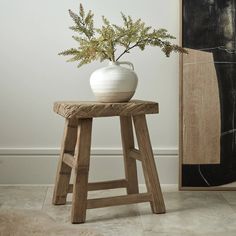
[
  {"left": 52, "top": 100, "right": 165, "bottom": 223},
  {"left": 68, "top": 179, "right": 128, "bottom": 193},
  {"left": 133, "top": 115, "right": 166, "bottom": 213},
  {"left": 62, "top": 153, "right": 75, "bottom": 168},
  {"left": 87, "top": 193, "right": 152, "bottom": 209},
  {"left": 120, "top": 116, "right": 139, "bottom": 194},
  {"left": 52, "top": 118, "right": 78, "bottom": 205},
  {"left": 53, "top": 100, "right": 158, "bottom": 119},
  {"left": 71, "top": 118, "right": 93, "bottom": 224},
  {"left": 129, "top": 149, "right": 142, "bottom": 161}
]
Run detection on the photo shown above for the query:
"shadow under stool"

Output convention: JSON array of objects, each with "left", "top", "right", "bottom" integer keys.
[{"left": 52, "top": 100, "right": 166, "bottom": 223}]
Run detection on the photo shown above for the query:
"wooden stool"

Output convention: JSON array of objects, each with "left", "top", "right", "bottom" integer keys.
[{"left": 52, "top": 100, "right": 166, "bottom": 223}]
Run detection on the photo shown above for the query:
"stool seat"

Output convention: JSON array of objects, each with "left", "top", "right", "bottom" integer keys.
[
  {"left": 52, "top": 100, "right": 165, "bottom": 223},
  {"left": 53, "top": 100, "right": 159, "bottom": 118}
]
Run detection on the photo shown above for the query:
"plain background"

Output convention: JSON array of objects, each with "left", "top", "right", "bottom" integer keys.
[{"left": 0, "top": 0, "right": 180, "bottom": 184}]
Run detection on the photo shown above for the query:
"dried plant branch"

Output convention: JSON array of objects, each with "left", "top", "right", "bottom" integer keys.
[{"left": 59, "top": 3, "right": 187, "bottom": 68}]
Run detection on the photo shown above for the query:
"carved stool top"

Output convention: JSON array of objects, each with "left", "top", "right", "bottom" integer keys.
[{"left": 53, "top": 100, "right": 159, "bottom": 119}]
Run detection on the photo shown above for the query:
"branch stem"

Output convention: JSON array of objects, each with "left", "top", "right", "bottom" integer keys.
[
  {"left": 116, "top": 43, "right": 138, "bottom": 61},
  {"left": 116, "top": 38, "right": 166, "bottom": 61}
]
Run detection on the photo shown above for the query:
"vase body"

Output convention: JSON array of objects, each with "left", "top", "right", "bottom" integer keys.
[{"left": 90, "top": 61, "right": 138, "bottom": 103}]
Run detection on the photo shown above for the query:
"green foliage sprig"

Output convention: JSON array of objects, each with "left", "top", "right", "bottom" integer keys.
[{"left": 59, "top": 4, "right": 187, "bottom": 67}]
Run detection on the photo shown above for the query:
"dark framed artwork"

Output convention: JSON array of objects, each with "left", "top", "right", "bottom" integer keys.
[{"left": 180, "top": 0, "right": 236, "bottom": 190}]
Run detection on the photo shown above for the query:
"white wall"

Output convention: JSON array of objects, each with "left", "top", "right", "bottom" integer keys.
[{"left": 0, "top": 0, "right": 179, "bottom": 184}]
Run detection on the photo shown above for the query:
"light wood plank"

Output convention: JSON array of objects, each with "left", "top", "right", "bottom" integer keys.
[
  {"left": 54, "top": 100, "right": 159, "bottom": 119},
  {"left": 52, "top": 118, "right": 78, "bottom": 205},
  {"left": 129, "top": 149, "right": 142, "bottom": 161},
  {"left": 71, "top": 118, "right": 92, "bottom": 224},
  {"left": 182, "top": 49, "right": 221, "bottom": 164},
  {"left": 87, "top": 193, "right": 152, "bottom": 209},
  {"left": 68, "top": 179, "right": 128, "bottom": 193},
  {"left": 63, "top": 153, "right": 75, "bottom": 168},
  {"left": 120, "top": 116, "right": 139, "bottom": 194},
  {"left": 133, "top": 115, "right": 166, "bottom": 214}
]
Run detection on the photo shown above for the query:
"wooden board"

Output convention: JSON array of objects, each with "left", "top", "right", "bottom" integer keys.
[
  {"left": 53, "top": 100, "right": 158, "bottom": 119},
  {"left": 182, "top": 49, "right": 221, "bottom": 164}
]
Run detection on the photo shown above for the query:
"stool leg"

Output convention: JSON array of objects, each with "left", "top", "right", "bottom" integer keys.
[
  {"left": 120, "top": 116, "right": 139, "bottom": 194},
  {"left": 71, "top": 118, "right": 93, "bottom": 224},
  {"left": 133, "top": 114, "right": 166, "bottom": 214},
  {"left": 52, "top": 118, "right": 78, "bottom": 205}
]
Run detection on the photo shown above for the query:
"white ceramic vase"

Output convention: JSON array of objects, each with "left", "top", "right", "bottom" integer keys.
[{"left": 90, "top": 61, "right": 138, "bottom": 103}]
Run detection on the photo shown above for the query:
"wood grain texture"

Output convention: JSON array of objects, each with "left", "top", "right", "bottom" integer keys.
[
  {"left": 87, "top": 193, "right": 152, "bottom": 209},
  {"left": 71, "top": 118, "right": 93, "bottom": 224},
  {"left": 129, "top": 149, "right": 142, "bottom": 161},
  {"left": 63, "top": 153, "right": 75, "bottom": 168},
  {"left": 68, "top": 179, "right": 128, "bottom": 193},
  {"left": 182, "top": 49, "right": 221, "bottom": 164},
  {"left": 53, "top": 100, "right": 166, "bottom": 222},
  {"left": 133, "top": 114, "right": 166, "bottom": 214},
  {"left": 52, "top": 118, "right": 78, "bottom": 205},
  {"left": 120, "top": 116, "right": 139, "bottom": 194},
  {"left": 53, "top": 100, "right": 159, "bottom": 119}
]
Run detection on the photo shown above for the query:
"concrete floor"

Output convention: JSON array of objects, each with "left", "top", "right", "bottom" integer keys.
[{"left": 1, "top": 186, "right": 236, "bottom": 235}]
